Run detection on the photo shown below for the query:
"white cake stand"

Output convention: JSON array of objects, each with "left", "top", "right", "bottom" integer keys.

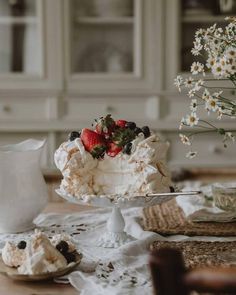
[{"left": 55, "top": 189, "right": 200, "bottom": 248}]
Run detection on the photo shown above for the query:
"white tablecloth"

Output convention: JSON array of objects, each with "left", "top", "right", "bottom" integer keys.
[{"left": 0, "top": 204, "right": 236, "bottom": 295}]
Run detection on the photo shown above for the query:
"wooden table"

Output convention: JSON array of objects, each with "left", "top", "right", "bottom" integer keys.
[{"left": 0, "top": 202, "right": 93, "bottom": 295}]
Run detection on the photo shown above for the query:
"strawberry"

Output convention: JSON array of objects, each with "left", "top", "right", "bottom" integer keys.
[
  {"left": 81, "top": 128, "right": 107, "bottom": 158},
  {"left": 115, "top": 120, "right": 127, "bottom": 128},
  {"left": 107, "top": 142, "right": 122, "bottom": 157},
  {"left": 95, "top": 114, "right": 116, "bottom": 136},
  {"left": 112, "top": 128, "right": 136, "bottom": 148}
]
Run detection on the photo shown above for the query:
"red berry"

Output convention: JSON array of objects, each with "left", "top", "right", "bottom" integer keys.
[
  {"left": 107, "top": 142, "right": 122, "bottom": 157},
  {"left": 115, "top": 120, "right": 127, "bottom": 129},
  {"left": 81, "top": 128, "right": 107, "bottom": 158}
]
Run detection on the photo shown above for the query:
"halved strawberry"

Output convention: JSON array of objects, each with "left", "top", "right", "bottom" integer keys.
[
  {"left": 107, "top": 142, "right": 122, "bottom": 157},
  {"left": 115, "top": 120, "right": 127, "bottom": 128},
  {"left": 95, "top": 114, "right": 116, "bottom": 136},
  {"left": 81, "top": 128, "right": 107, "bottom": 158}
]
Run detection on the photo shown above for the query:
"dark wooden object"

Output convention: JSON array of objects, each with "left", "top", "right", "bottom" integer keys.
[{"left": 150, "top": 248, "right": 236, "bottom": 295}]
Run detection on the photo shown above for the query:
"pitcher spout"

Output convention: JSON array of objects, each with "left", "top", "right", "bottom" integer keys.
[{"left": 0, "top": 138, "right": 46, "bottom": 153}]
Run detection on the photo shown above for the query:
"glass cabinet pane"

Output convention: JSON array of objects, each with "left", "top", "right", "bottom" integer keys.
[
  {"left": 180, "top": 0, "right": 236, "bottom": 72},
  {"left": 0, "top": 0, "right": 42, "bottom": 75},
  {"left": 70, "top": 0, "right": 134, "bottom": 74}
]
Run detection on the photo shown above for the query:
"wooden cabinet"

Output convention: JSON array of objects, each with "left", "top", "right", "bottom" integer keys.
[
  {"left": 64, "top": 0, "right": 163, "bottom": 94},
  {"left": 0, "top": 0, "right": 235, "bottom": 169},
  {"left": 0, "top": 0, "right": 63, "bottom": 91}
]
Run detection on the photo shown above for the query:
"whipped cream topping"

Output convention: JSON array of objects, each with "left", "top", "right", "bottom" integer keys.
[
  {"left": 55, "top": 133, "right": 171, "bottom": 199},
  {"left": 18, "top": 231, "right": 67, "bottom": 275},
  {"left": 1, "top": 231, "right": 76, "bottom": 275},
  {"left": 2, "top": 242, "right": 25, "bottom": 267}
]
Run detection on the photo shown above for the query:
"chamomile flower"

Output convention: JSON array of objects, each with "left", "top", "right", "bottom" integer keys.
[
  {"left": 179, "top": 117, "right": 185, "bottom": 130},
  {"left": 202, "top": 89, "right": 211, "bottom": 101},
  {"left": 212, "top": 61, "right": 227, "bottom": 78},
  {"left": 190, "top": 62, "right": 205, "bottom": 75},
  {"left": 179, "top": 134, "right": 191, "bottom": 145},
  {"left": 190, "top": 99, "right": 197, "bottom": 112},
  {"left": 205, "top": 98, "right": 218, "bottom": 112},
  {"left": 206, "top": 56, "right": 216, "bottom": 69},
  {"left": 185, "top": 112, "right": 199, "bottom": 127},
  {"left": 225, "top": 46, "right": 236, "bottom": 59},
  {"left": 186, "top": 151, "right": 197, "bottom": 159},
  {"left": 188, "top": 89, "right": 196, "bottom": 98},
  {"left": 174, "top": 75, "right": 183, "bottom": 92},
  {"left": 191, "top": 38, "right": 203, "bottom": 56},
  {"left": 224, "top": 132, "right": 235, "bottom": 142},
  {"left": 184, "top": 77, "right": 194, "bottom": 88},
  {"left": 193, "top": 79, "right": 204, "bottom": 91},
  {"left": 174, "top": 18, "right": 236, "bottom": 157}
]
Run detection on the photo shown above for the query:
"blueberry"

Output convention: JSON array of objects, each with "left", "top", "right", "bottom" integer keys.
[
  {"left": 142, "top": 126, "right": 150, "bottom": 138},
  {"left": 123, "top": 142, "right": 132, "bottom": 155},
  {"left": 169, "top": 186, "right": 175, "bottom": 193},
  {"left": 69, "top": 131, "right": 81, "bottom": 141},
  {"left": 134, "top": 127, "right": 142, "bottom": 135},
  {"left": 64, "top": 251, "right": 76, "bottom": 264},
  {"left": 125, "top": 122, "right": 136, "bottom": 130},
  {"left": 17, "top": 241, "right": 27, "bottom": 249},
  {"left": 56, "top": 240, "right": 69, "bottom": 254}
]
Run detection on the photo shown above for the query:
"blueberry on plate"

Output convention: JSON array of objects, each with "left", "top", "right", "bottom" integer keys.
[
  {"left": 64, "top": 251, "right": 77, "bottom": 264},
  {"left": 123, "top": 142, "right": 132, "bottom": 155},
  {"left": 142, "top": 126, "right": 151, "bottom": 138},
  {"left": 56, "top": 240, "right": 69, "bottom": 254},
  {"left": 125, "top": 122, "right": 136, "bottom": 130},
  {"left": 17, "top": 240, "right": 27, "bottom": 249},
  {"left": 134, "top": 127, "right": 142, "bottom": 135},
  {"left": 169, "top": 186, "right": 175, "bottom": 193},
  {"left": 69, "top": 131, "right": 81, "bottom": 141}
]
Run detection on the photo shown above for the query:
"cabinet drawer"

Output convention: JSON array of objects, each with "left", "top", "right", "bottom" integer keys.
[
  {"left": 166, "top": 132, "right": 236, "bottom": 167},
  {"left": 64, "top": 96, "right": 160, "bottom": 123},
  {"left": 0, "top": 98, "right": 53, "bottom": 121}
]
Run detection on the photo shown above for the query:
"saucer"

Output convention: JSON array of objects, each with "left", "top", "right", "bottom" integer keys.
[{"left": 0, "top": 252, "right": 82, "bottom": 281}]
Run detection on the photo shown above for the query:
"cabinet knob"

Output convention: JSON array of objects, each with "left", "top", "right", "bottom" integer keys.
[{"left": 2, "top": 105, "right": 11, "bottom": 113}]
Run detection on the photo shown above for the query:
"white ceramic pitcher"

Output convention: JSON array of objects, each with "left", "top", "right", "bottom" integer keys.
[{"left": 0, "top": 139, "right": 48, "bottom": 233}]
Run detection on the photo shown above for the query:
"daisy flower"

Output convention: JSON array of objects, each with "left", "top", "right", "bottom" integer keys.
[
  {"left": 206, "top": 56, "right": 216, "bottom": 69},
  {"left": 179, "top": 117, "right": 185, "bottom": 130},
  {"left": 202, "top": 89, "right": 211, "bottom": 101},
  {"left": 185, "top": 112, "right": 199, "bottom": 127},
  {"left": 174, "top": 75, "right": 183, "bottom": 92},
  {"left": 212, "top": 61, "right": 227, "bottom": 78},
  {"left": 179, "top": 134, "right": 191, "bottom": 145},
  {"left": 184, "top": 77, "right": 194, "bottom": 88},
  {"left": 205, "top": 98, "right": 218, "bottom": 112},
  {"left": 224, "top": 132, "right": 235, "bottom": 142},
  {"left": 188, "top": 89, "right": 196, "bottom": 98},
  {"left": 190, "top": 99, "right": 197, "bottom": 112},
  {"left": 186, "top": 151, "right": 197, "bottom": 159},
  {"left": 190, "top": 62, "right": 205, "bottom": 75}
]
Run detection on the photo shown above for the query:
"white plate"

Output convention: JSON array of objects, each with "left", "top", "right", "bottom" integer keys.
[
  {"left": 0, "top": 252, "right": 82, "bottom": 282},
  {"left": 55, "top": 189, "right": 178, "bottom": 209}
]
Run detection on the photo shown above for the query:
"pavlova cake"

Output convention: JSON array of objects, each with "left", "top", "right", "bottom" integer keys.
[
  {"left": 2, "top": 230, "right": 79, "bottom": 275},
  {"left": 55, "top": 115, "right": 171, "bottom": 199}
]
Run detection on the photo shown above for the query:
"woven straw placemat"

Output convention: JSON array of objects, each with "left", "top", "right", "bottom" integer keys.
[
  {"left": 142, "top": 199, "right": 236, "bottom": 236},
  {"left": 150, "top": 240, "right": 236, "bottom": 269}
]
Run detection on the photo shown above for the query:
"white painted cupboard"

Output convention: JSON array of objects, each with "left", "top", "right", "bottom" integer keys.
[{"left": 0, "top": 0, "right": 235, "bottom": 169}]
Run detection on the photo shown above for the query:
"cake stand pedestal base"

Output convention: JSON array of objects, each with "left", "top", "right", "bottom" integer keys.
[{"left": 97, "top": 205, "right": 134, "bottom": 248}]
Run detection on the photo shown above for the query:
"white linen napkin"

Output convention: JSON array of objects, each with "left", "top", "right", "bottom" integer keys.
[{"left": 176, "top": 182, "right": 236, "bottom": 222}]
